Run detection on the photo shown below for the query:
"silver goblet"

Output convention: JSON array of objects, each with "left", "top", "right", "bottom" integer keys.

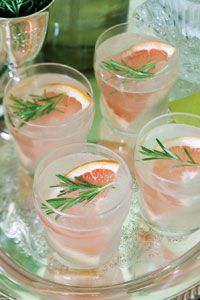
[
  {"left": 0, "top": 0, "right": 54, "bottom": 80},
  {"left": 0, "top": 0, "right": 55, "bottom": 136}
]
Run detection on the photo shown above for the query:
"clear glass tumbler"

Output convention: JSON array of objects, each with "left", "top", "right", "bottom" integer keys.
[
  {"left": 132, "top": 0, "right": 200, "bottom": 99},
  {"left": 134, "top": 112, "right": 200, "bottom": 235},
  {"left": 33, "top": 142, "right": 132, "bottom": 269},
  {"left": 94, "top": 22, "right": 179, "bottom": 140},
  {"left": 3, "top": 63, "right": 94, "bottom": 173}
]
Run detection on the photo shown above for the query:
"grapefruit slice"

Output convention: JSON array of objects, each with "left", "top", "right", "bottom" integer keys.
[
  {"left": 121, "top": 41, "right": 175, "bottom": 71},
  {"left": 103, "top": 42, "right": 176, "bottom": 129},
  {"left": 141, "top": 137, "right": 200, "bottom": 216},
  {"left": 43, "top": 83, "right": 90, "bottom": 110},
  {"left": 30, "top": 83, "right": 91, "bottom": 125},
  {"left": 44, "top": 160, "right": 120, "bottom": 264},
  {"left": 153, "top": 137, "right": 200, "bottom": 182},
  {"left": 60, "top": 159, "right": 120, "bottom": 216},
  {"left": 66, "top": 159, "right": 120, "bottom": 187}
]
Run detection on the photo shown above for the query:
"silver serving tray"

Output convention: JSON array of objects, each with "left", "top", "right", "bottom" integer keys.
[{"left": 0, "top": 131, "right": 200, "bottom": 300}]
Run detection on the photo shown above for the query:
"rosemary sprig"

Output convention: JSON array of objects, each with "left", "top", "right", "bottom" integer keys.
[
  {"left": 9, "top": 92, "right": 64, "bottom": 127},
  {"left": 0, "top": 0, "right": 52, "bottom": 18},
  {"left": 140, "top": 138, "right": 200, "bottom": 167},
  {"left": 0, "top": 0, "right": 33, "bottom": 16},
  {"left": 101, "top": 59, "right": 156, "bottom": 80},
  {"left": 41, "top": 175, "right": 115, "bottom": 217}
]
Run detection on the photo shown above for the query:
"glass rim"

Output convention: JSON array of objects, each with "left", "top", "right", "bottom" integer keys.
[
  {"left": 0, "top": 0, "right": 55, "bottom": 21},
  {"left": 33, "top": 142, "right": 132, "bottom": 220},
  {"left": 134, "top": 112, "right": 200, "bottom": 185},
  {"left": 4, "top": 62, "right": 94, "bottom": 130},
  {"left": 95, "top": 21, "right": 179, "bottom": 84}
]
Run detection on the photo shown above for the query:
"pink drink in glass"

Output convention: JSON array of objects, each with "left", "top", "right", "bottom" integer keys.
[
  {"left": 4, "top": 63, "right": 94, "bottom": 173},
  {"left": 95, "top": 23, "right": 179, "bottom": 137},
  {"left": 134, "top": 113, "right": 200, "bottom": 235},
  {"left": 33, "top": 143, "right": 132, "bottom": 269}
]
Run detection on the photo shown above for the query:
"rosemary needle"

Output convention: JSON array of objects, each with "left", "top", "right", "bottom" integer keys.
[
  {"left": 101, "top": 59, "right": 156, "bottom": 80},
  {"left": 41, "top": 175, "right": 115, "bottom": 217},
  {"left": 140, "top": 138, "right": 200, "bottom": 167},
  {"left": 9, "top": 92, "right": 64, "bottom": 127},
  {"left": 0, "top": 0, "right": 51, "bottom": 18}
]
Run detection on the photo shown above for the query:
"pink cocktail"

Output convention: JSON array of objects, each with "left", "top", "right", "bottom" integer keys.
[
  {"left": 33, "top": 143, "right": 132, "bottom": 269},
  {"left": 134, "top": 113, "right": 200, "bottom": 235},
  {"left": 95, "top": 22, "right": 179, "bottom": 138},
  {"left": 4, "top": 63, "right": 94, "bottom": 173}
]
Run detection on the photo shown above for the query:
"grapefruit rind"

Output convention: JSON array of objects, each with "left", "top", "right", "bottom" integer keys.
[
  {"left": 122, "top": 41, "right": 176, "bottom": 60},
  {"left": 66, "top": 160, "right": 120, "bottom": 180},
  {"left": 152, "top": 137, "right": 200, "bottom": 183},
  {"left": 158, "top": 137, "right": 200, "bottom": 149},
  {"left": 103, "top": 98, "right": 130, "bottom": 130},
  {"left": 38, "top": 83, "right": 90, "bottom": 110},
  {"left": 105, "top": 42, "right": 176, "bottom": 128},
  {"left": 142, "top": 137, "right": 200, "bottom": 174}
]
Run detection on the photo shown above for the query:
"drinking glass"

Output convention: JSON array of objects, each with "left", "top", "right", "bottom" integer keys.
[
  {"left": 33, "top": 142, "right": 132, "bottom": 269},
  {"left": 3, "top": 63, "right": 94, "bottom": 173},
  {"left": 134, "top": 112, "right": 200, "bottom": 235},
  {"left": 94, "top": 22, "right": 179, "bottom": 142},
  {"left": 132, "top": 0, "right": 200, "bottom": 98}
]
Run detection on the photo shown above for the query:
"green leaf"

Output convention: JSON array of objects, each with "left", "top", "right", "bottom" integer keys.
[{"left": 169, "top": 92, "right": 200, "bottom": 127}]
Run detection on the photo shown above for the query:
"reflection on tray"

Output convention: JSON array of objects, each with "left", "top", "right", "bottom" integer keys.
[{"left": 0, "top": 137, "right": 200, "bottom": 289}]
